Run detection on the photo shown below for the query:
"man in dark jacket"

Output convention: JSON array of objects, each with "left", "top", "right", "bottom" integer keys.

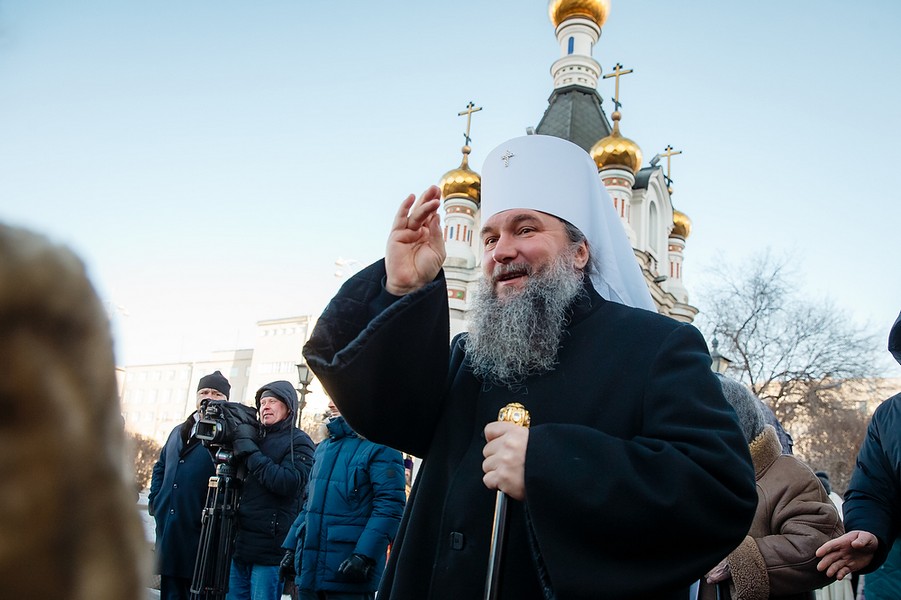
[
  {"left": 149, "top": 370, "right": 231, "bottom": 600},
  {"left": 302, "top": 135, "right": 757, "bottom": 599},
  {"left": 226, "top": 380, "right": 315, "bottom": 600},
  {"left": 281, "top": 399, "right": 406, "bottom": 600},
  {"left": 817, "top": 310, "right": 901, "bottom": 581}
]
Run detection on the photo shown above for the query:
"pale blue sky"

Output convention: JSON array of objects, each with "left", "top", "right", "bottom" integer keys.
[{"left": 1, "top": 1, "right": 899, "bottom": 371}]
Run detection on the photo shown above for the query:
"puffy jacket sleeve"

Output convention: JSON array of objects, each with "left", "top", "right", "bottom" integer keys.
[
  {"left": 283, "top": 512, "right": 306, "bottom": 551},
  {"left": 245, "top": 432, "right": 315, "bottom": 497},
  {"left": 354, "top": 445, "right": 406, "bottom": 560},
  {"left": 843, "top": 394, "right": 901, "bottom": 571}
]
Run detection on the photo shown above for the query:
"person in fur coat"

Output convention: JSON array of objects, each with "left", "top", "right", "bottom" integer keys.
[{"left": 700, "top": 375, "right": 844, "bottom": 600}]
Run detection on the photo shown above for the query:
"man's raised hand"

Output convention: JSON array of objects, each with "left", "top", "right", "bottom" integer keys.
[{"left": 385, "top": 185, "right": 446, "bottom": 296}]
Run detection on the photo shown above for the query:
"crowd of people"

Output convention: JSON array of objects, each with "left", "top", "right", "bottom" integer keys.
[
  {"left": 7, "top": 134, "right": 895, "bottom": 600},
  {"left": 149, "top": 374, "right": 402, "bottom": 600},
  {"left": 142, "top": 135, "right": 901, "bottom": 600},
  {"left": 296, "top": 134, "right": 901, "bottom": 599}
]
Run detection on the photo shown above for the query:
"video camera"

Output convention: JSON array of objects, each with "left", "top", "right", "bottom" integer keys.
[
  {"left": 195, "top": 400, "right": 259, "bottom": 458},
  {"left": 191, "top": 399, "right": 257, "bottom": 599}
]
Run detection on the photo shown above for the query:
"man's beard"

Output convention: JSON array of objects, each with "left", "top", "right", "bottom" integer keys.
[{"left": 465, "top": 250, "right": 585, "bottom": 390}]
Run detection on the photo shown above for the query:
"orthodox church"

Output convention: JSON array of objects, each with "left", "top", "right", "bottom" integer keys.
[{"left": 438, "top": 0, "right": 697, "bottom": 337}]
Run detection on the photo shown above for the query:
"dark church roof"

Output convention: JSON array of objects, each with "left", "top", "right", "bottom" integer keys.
[
  {"left": 634, "top": 166, "right": 656, "bottom": 189},
  {"left": 534, "top": 85, "right": 613, "bottom": 153},
  {"left": 634, "top": 165, "right": 668, "bottom": 190}
]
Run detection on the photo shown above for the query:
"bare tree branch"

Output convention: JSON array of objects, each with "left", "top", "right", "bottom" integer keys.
[{"left": 695, "top": 249, "right": 881, "bottom": 491}]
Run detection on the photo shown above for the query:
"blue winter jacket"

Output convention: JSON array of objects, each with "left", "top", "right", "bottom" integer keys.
[{"left": 283, "top": 416, "right": 405, "bottom": 593}]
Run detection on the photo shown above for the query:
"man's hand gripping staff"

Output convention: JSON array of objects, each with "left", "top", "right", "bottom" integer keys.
[{"left": 483, "top": 403, "right": 531, "bottom": 600}]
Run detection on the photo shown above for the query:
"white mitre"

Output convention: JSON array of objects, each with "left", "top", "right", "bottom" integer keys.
[{"left": 480, "top": 134, "right": 656, "bottom": 311}]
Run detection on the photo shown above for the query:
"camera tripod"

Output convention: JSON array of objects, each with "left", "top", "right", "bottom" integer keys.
[{"left": 191, "top": 449, "right": 242, "bottom": 600}]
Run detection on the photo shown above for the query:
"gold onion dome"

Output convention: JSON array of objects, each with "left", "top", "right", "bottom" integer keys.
[
  {"left": 590, "top": 111, "right": 642, "bottom": 174},
  {"left": 672, "top": 209, "right": 692, "bottom": 239},
  {"left": 548, "top": 0, "right": 610, "bottom": 28},
  {"left": 439, "top": 146, "right": 481, "bottom": 204}
]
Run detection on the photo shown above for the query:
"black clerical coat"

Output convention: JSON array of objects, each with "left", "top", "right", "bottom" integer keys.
[{"left": 303, "top": 261, "right": 756, "bottom": 600}]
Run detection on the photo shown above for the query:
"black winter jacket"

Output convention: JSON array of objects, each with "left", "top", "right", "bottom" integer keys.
[
  {"left": 148, "top": 415, "right": 215, "bottom": 578},
  {"left": 843, "top": 310, "right": 901, "bottom": 572},
  {"left": 303, "top": 261, "right": 757, "bottom": 600},
  {"left": 232, "top": 380, "right": 315, "bottom": 565}
]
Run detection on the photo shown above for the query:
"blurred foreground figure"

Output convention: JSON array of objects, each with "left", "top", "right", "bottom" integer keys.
[{"left": 0, "top": 224, "right": 148, "bottom": 599}]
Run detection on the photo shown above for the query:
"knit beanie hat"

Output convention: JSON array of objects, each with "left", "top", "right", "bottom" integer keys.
[
  {"left": 197, "top": 370, "right": 231, "bottom": 399},
  {"left": 260, "top": 389, "right": 282, "bottom": 402},
  {"left": 716, "top": 374, "right": 765, "bottom": 444}
]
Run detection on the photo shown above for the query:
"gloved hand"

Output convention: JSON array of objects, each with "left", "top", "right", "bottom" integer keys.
[
  {"left": 278, "top": 549, "right": 296, "bottom": 581},
  {"left": 337, "top": 553, "right": 374, "bottom": 582},
  {"left": 233, "top": 423, "right": 259, "bottom": 441},
  {"left": 232, "top": 423, "right": 259, "bottom": 458}
]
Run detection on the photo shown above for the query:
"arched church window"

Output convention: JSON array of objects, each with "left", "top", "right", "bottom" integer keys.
[
  {"left": 567, "top": 37, "right": 574, "bottom": 55},
  {"left": 649, "top": 202, "right": 659, "bottom": 255}
]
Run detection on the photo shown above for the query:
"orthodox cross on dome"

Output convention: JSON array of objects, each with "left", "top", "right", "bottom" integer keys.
[
  {"left": 603, "top": 63, "right": 633, "bottom": 111},
  {"left": 458, "top": 101, "right": 483, "bottom": 146},
  {"left": 660, "top": 144, "right": 682, "bottom": 187}
]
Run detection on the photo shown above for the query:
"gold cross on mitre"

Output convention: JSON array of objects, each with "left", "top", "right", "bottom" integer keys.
[
  {"left": 660, "top": 144, "right": 682, "bottom": 183},
  {"left": 458, "top": 101, "right": 483, "bottom": 146},
  {"left": 603, "top": 63, "right": 633, "bottom": 111}
]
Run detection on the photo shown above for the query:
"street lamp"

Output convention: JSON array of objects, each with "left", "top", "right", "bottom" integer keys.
[
  {"left": 710, "top": 337, "right": 733, "bottom": 375},
  {"left": 295, "top": 362, "right": 315, "bottom": 427}
]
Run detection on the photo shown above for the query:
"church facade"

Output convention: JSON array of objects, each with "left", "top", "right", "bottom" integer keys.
[{"left": 439, "top": 0, "right": 698, "bottom": 338}]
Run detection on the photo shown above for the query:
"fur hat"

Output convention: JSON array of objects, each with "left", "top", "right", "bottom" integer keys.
[
  {"left": 717, "top": 374, "right": 765, "bottom": 444},
  {"left": 197, "top": 370, "right": 230, "bottom": 398}
]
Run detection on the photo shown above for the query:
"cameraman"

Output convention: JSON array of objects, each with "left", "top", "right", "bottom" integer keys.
[
  {"left": 226, "top": 380, "right": 315, "bottom": 600},
  {"left": 149, "top": 370, "right": 231, "bottom": 600}
]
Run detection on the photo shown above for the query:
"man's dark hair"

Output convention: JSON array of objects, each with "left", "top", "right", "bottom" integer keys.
[{"left": 560, "top": 219, "right": 598, "bottom": 277}]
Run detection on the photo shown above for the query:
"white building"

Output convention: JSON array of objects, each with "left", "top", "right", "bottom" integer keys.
[{"left": 120, "top": 316, "right": 314, "bottom": 444}]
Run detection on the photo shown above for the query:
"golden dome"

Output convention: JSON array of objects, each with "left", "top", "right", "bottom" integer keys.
[
  {"left": 549, "top": 0, "right": 610, "bottom": 28},
  {"left": 590, "top": 112, "right": 642, "bottom": 174},
  {"left": 671, "top": 209, "right": 692, "bottom": 239},
  {"left": 439, "top": 146, "right": 481, "bottom": 204}
]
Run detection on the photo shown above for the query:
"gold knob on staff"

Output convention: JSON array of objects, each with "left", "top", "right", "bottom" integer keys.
[{"left": 497, "top": 402, "right": 531, "bottom": 428}]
